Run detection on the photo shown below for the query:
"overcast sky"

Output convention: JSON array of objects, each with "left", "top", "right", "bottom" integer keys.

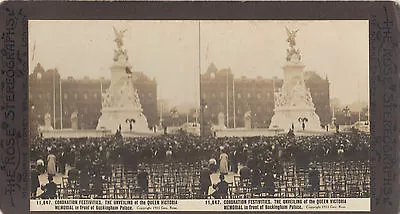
[{"left": 29, "top": 20, "right": 368, "bottom": 107}]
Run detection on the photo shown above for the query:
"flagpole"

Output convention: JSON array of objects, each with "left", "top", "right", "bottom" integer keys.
[
  {"left": 160, "top": 102, "right": 163, "bottom": 126},
  {"left": 59, "top": 76, "right": 63, "bottom": 129},
  {"left": 100, "top": 79, "right": 103, "bottom": 93},
  {"left": 53, "top": 69, "right": 56, "bottom": 128},
  {"left": 233, "top": 77, "right": 236, "bottom": 128},
  {"left": 358, "top": 80, "right": 361, "bottom": 122},
  {"left": 226, "top": 70, "right": 229, "bottom": 128},
  {"left": 197, "top": 20, "right": 201, "bottom": 127}
]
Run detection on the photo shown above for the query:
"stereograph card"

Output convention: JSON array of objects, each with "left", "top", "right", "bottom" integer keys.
[{"left": 0, "top": 1, "right": 399, "bottom": 214}]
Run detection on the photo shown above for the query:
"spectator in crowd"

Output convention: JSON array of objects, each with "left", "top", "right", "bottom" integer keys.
[
  {"left": 137, "top": 165, "right": 149, "bottom": 198},
  {"left": 47, "top": 151, "right": 57, "bottom": 176},
  {"left": 92, "top": 162, "right": 104, "bottom": 199},
  {"left": 68, "top": 167, "right": 79, "bottom": 184},
  {"left": 219, "top": 149, "right": 229, "bottom": 175},
  {"left": 199, "top": 163, "right": 212, "bottom": 198},
  {"left": 211, "top": 174, "right": 228, "bottom": 199},
  {"left": 309, "top": 163, "right": 320, "bottom": 196},
  {"left": 31, "top": 164, "right": 40, "bottom": 199},
  {"left": 37, "top": 175, "right": 57, "bottom": 199},
  {"left": 239, "top": 165, "right": 251, "bottom": 181},
  {"left": 251, "top": 168, "right": 262, "bottom": 188},
  {"left": 230, "top": 149, "right": 239, "bottom": 173},
  {"left": 79, "top": 164, "right": 90, "bottom": 198},
  {"left": 209, "top": 158, "right": 217, "bottom": 173},
  {"left": 36, "top": 159, "right": 45, "bottom": 174},
  {"left": 262, "top": 172, "right": 275, "bottom": 196}
]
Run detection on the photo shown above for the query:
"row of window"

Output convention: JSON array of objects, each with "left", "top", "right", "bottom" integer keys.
[
  {"left": 203, "top": 92, "right": 273, "bottom": 99},
  {"left": 34, "top": 92, "right": 154, "bottom": 100},
  {"left": 202, "top": 91, "right": 327, "bottom": 100},
  {"left": 208, "top": 105, "right": 274, "bottom": 114}
]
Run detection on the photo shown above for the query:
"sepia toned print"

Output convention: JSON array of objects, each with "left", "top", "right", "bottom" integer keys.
[{"left": 29, "top": 20, "right": 369, "bottom": 211}]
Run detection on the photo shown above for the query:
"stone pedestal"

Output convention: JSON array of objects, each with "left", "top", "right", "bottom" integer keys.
[
  {"left": 269, "top": 61, "right": 321, "bottom": 131},
  {"left": 97, "top": 108, "right": 150, "bottom": 133},
  {"left": 71, "top": 112, "right": 78, "bottom": 130},
  {"left": 41, "top": 112, "right": 54, "bottom": 131}
]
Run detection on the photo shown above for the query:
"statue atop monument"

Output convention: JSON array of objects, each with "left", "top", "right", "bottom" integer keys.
[
  {"left": 285, "top": 27, "right": 299, "bottom": 47},
  {"left": 113, "top": 27, "right": 129, "bottom": 63},
  {"left": 285, "top": 27, "right": 301, "bottom": 62},
  {"left": 113, "top": 27, "right": 127, "bottom": 49}
]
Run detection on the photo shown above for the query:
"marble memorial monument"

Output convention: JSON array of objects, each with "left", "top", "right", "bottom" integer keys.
[
  {"left": 96, "top": 27, "right": 151, "bottom": 133},
  {"left": 269, "top": 27, "right": 322, "bottom": 131}
]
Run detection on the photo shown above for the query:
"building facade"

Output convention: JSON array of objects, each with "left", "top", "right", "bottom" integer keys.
[
  {"left": 200, "top": 63, "right": 331, "bottom": 129},
  {"left": 29, "top": 63, "right": 158, "bottom": 130}
]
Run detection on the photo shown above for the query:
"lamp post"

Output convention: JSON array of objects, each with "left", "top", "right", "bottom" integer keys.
[
  {"left": 200, "top": 98, "right": 207, "bottom": 140},
  {"left": 298, "top": 117, "right": 308, "bottom": 131},
  {"left": 30, "top": 104, "right": 38, "bottom": 138},
  {"left": 342, "top": 106, "right": 351, "bottom": 126},
  {"left": 125, "top": 118, "right": 136, "bottom": 132}
]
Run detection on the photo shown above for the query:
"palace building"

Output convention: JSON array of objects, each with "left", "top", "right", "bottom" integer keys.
[
  {"left": 200, "top": 63, "right": 330, "bottom": 128},
  {"left": 29, "top": 63, "right": 158, "bottom": 130}
]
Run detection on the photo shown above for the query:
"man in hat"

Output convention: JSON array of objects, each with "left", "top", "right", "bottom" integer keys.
[
  {"left": 239, "top": 164, "right": 251, "bottom": 182},
  {"left": 308, "top": 162, "right": 320, "bottom": 197},
  {"left": 137, "top": 165, "right": 148, "bottom": 198},
  {"left": 199, "top": 162, "right": 212, "bottom": 198},
  {"left": 211, "top": 174, "right": 228, "bottom": 199},
  {"left": 209, "top": 158, "right": 217, "bottom": 173},
  {"left": 31, "top": 163, "right": 40, "bottom": 198},
  {"left": 38, "top": 175, "right": 57, "bottom": 199}
]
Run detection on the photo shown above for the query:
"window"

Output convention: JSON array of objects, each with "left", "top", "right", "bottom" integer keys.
[
  {"left": 64, "top": 93, "right": 68, "bottom": 100},
  {"left": 237, "top": 93, "right": 241, "bottom": 99},
  {"left": 248, "top": 93, "right": 251, "bottom": 98}
]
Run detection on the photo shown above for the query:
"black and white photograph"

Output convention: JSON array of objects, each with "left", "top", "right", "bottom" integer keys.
[
  {"left": 28, "top": 20, "right": 370, "bottom": 211},
  {"left": 198, "top": 20, "right": 370, "bottom": 201}
]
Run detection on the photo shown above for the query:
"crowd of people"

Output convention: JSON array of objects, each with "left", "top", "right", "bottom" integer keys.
[{"left": 30, "top": 131, "right": 370, "bottom": 199}]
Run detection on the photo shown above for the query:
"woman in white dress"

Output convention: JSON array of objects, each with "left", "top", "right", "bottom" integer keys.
[
  {"left": 219, "top": 149, "right": 229, "bottom": 175},
  {"left": 47, "top": 153, "right": 57, "bottom": 176}
]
